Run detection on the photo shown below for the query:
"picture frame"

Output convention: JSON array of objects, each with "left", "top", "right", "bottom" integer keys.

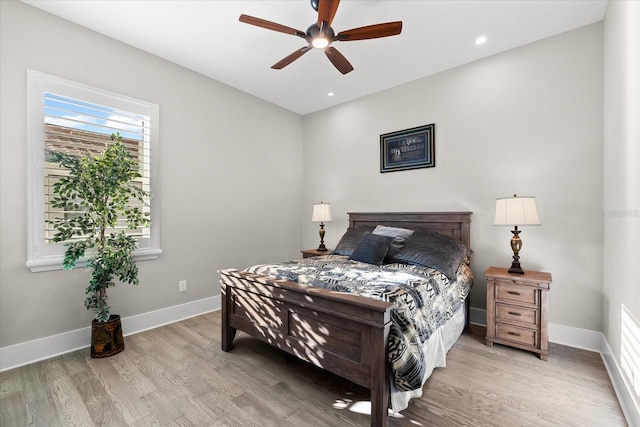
[{"left": 380, "top": 124, "right": 435, "bottom": 173}]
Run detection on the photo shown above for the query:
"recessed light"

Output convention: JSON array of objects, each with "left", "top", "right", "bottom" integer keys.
[
  {"left": 475, "top": 35, "right": 487, "bottom": 45},
  {"left": 328, "top": 92, "right": 335, "bottom": 97}
]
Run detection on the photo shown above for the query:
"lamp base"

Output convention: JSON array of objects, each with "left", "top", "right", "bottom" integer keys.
[
  {"left": 508, "top": 263, "right": 525, "bottom": 274},
  {"left": 317, "top": 222, "right": 327, "bottom": 252},
  {"left": 508, "top": 226, "right": 525, "bottom": 274}
]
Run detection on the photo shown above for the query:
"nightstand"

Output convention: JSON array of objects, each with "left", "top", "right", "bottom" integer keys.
[
  {"left": 485, "top": 266, "right": 552, "bottom": 360},
  {"left": 301, "top": 249, "right": 333, "bottom": 258}
]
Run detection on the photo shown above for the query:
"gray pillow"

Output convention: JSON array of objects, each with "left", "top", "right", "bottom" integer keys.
[
  {"left": 333, "top": 227, "right": 375, "bottom": 256},
  {"left": 389, "top": 229, "right": 467, "bottom": 280},
  {"left": 349, "top": 232, "right": 395, "bottom": 266},
  {"left": 372, "top": 225, "right": 414, "bottom": 261}
]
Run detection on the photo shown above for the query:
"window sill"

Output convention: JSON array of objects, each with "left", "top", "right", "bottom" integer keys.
[{"left": 26, "top": 248, "right": 163, "bottom": 273}]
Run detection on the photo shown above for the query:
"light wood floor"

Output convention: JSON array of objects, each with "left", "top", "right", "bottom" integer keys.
[{"left": 0, "top": 311, "right": 626, "bottom": 426}]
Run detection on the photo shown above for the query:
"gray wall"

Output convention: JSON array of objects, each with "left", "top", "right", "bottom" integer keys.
[
  {"left": 603, "top": 1, "right": 640, "bottom": 367},
  {"left": 302, "top": 23, "right": 604, "bottom": 332},
  {"left": 0, "top": 0, "right": 303, "bottom": 347}
]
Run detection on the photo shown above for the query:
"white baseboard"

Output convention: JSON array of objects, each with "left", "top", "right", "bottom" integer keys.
[
  {"left": 0, "top": 296, "right": 221, "bottom": 372},
  {"left": 469, "top": 306, "right": 486, "bottom": 327},
  {"left": 470, "top": 307, "right": 639, "bottom": 425}
]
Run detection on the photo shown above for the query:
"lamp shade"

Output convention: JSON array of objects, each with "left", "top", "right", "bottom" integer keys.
[
  {"left": 312, "top": 202, "right": 332, "bottom": 222},
  {"left": 494, "top": 195, "right": 541, "bottom": 226}
]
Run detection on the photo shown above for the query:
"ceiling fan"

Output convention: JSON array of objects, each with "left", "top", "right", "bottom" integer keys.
[{"left": 239, "top": 0, "right": 402, "bottom": 75}]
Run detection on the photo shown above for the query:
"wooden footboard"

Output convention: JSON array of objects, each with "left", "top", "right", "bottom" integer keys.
[{"left": 220, "top": 269, "right": 393, "bottom": 427}]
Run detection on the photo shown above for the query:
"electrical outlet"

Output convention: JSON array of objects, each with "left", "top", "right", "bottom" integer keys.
[{"left": 179, "top": 280, "right": 187, "bottom": 292}]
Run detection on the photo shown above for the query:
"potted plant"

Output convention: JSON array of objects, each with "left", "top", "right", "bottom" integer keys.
[{"left": 48, "top": 132, "right": 151, "bottom": 358}]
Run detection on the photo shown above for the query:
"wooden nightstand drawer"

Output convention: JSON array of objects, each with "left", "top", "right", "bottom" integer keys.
[
  {"left": 495, "top": 282, "right": 538, "bottom": 305},
  {"left": 495, "top": 323, "right": 537, "bottom": 348},
  {"left": 495, "top": 303, "right": 538, "bottom": 326}
]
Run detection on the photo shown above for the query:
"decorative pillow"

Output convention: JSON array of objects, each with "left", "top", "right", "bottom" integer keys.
[
  {"left": 372, "top": 225, "right": 414, "bottom": 261},
  {"left": 333, "top": 227, "right": 375, "bottom": 256},
  {"left": 389, "top": 229, "right": 467, "bottom": 280},
  {"left": 349, "top": 232, "right": 395, "bottom": 266}
]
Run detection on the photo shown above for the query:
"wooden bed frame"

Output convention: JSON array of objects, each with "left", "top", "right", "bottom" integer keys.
[{"left": 220, "top": 212, "right": 472, "bottom": 427}]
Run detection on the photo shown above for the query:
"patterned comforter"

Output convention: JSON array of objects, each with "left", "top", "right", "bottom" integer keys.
[{"left": 245, "top": 254, "right": 472, "bottom": 392}]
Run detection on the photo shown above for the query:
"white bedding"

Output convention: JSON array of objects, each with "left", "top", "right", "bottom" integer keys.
[{"left": 389, "top": 304, "right": 466, "bottom": 412}]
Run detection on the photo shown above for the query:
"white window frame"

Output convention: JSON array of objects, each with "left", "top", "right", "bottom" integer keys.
[{"left": 26, "top": 70, "right": 161, "bottom": 272}]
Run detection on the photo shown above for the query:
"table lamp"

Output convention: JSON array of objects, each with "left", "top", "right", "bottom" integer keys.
[
  {"left": 494, "top": 194, "right": 540, "bottom": 274},
  {"left": 312, "top": 201, "right": 332, "bottom": 251}
]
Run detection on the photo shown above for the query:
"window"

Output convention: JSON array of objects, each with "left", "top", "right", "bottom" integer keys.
[{"left": 27, "top": 70, "right": 161, "bottom": 272}]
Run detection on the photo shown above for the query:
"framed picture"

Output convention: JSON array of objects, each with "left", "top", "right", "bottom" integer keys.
[{"left": 380, "top": 124, "right": 435, "bottom": 173}]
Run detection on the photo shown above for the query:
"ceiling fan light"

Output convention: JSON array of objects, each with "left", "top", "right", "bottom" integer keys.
[{"left": 312, "top": 37, "right": 329, "bottom": 49}]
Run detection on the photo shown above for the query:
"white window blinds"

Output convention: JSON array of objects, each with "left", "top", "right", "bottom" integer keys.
[{"left": 43, "top": 93, "right": 151, "bottom": 243}]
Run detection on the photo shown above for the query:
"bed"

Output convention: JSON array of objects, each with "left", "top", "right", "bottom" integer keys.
[{"left": 220, "top": 211, "right": 472, "bottom": 427}]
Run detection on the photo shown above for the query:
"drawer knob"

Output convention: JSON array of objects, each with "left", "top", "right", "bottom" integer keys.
[
  {"left": 507, "top": 290, "right": 521, "bottom": 296},
  {"left": 508, "top": 331, "right": 521, "bottom": 337},
  {"left": 508, "top": 311, "right": 522, "bottom": 316}
]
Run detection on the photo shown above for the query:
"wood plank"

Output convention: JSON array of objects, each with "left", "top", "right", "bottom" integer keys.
[
  {"left": 108, "top": 349, "right": 157, "bottom": 397},
  {"left": 86, "top": 357, "right": 151, "bottom": 423},
  {"left": 232, "top": 390, "right": 298, "bottom": 427},
  {"left": 20, "top": 362, "right": 64, "bottom": 426},
  {"left": 0, "top": 381, "right": 28, "bottom": 427},
  {"left": 41, "top": 358, "right": 96, "bottom": 426},
  {"left": 74, "top": 370, "right": 130, "bottom": 427}
]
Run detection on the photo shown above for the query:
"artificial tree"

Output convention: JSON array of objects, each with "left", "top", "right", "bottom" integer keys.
[{"left": 48, "top": 132, "right": 151, "bottom": 355}]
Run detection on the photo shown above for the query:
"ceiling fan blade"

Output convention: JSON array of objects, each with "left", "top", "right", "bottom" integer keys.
[
  {"left": 325, "top": 46, "right": 354, "bottom": 75},
  {"left": 317, "top": 0, "right": 340, "bottom": 29},
  {"left": 272, "top": 46, "right": 313, "bottom": 70},
  {"left": 239, "top": 14, "right": 306, "bottom": 38},
  {"left": 335, "top": 21, "right": 403, "bottom": 41}
]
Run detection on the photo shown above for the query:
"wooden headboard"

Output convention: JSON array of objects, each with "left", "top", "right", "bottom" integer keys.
[{"left": 348, "top": 211, "right": 472, "bottom": 251}]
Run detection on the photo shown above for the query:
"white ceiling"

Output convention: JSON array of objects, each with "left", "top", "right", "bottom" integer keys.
[{"left": 23, "top": 0, "right": 608, "bottom": 115}]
